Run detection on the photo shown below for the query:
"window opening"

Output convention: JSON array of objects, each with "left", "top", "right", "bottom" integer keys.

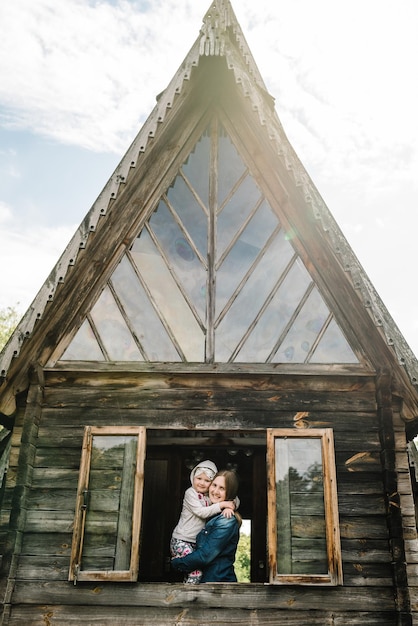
[
  {"left": 137, "top": 429, "right": 266, "bottom": 583},
  {"left": 236, "top": 518, "right": 251, "bottom": 582}
]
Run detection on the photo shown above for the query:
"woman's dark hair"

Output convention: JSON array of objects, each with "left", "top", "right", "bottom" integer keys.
[
  {"left": 214, "top": 469, "right": 242, "bottom": 527},
  {"left": 214, "top": 469, "right": 239, "bottom": 500}
]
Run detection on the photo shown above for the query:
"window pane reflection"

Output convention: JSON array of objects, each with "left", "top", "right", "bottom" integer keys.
[
  {"left": 272, "top": 288, "right": 329, "bottom": 363},
  {"left": 217, "top": 130, "right": 246, "bottom": 207},
  {"left": 216, "top": 229, "right": 295, "bottom": 361},
  {"left": 237, "top": 259, "right": 312, "bottom": 362},
  {"left": 131, "top": 230, "right": 204, "bottom": 361},
  {"left": 90, "top": 287, "right": 143, "bottom": 361},
  {"left": 217, "top": 176, "right": 262, "bottom": 260},
  {"left": 166, "top": 175, "right": 208, "bottom": 259},
  {"left": 81, "top": 435, "right": 137, "bottom": 572},
  {"left": 181, "top": 131, "right": 210, "bottom": 208},
  {"left": 275, "top": 438, "right": 327, "bottom": 575},
  {"left": 311, "top": 318, "right": 358, "bottom": 363},
  {"left": 216, "top": 200, "right": 279, "bottom": 315},
  {"left": 149, "top": 200, "right": 206, "bottom": 320},
  {"left": 112, "top": 256, "right": 180, "bottom": 362},
  {"left": 61, "top": 319, "right": 105, "bottom": 361}
]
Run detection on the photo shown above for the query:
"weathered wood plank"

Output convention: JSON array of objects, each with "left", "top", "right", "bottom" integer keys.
[
  {"left": 409, "top": 586, "right": 418, "bottom": 611},
  {"left": 42, "top": 386, "right": 377, "bottom": 412},
  {"left": 401, "top": 517, "right": 418, "bottom": 541},
  {"left": 398, "top": 472, "right": 415, "bottom": 493},
  {"left": 334, "top": 494, "right": 386, "bottom": 516},
  {"left": 406, "top": 564, "right": 418, "bottom": 586},
  {"left": 341, "top": 561, "right": 393, "bottom": 586},
  {"left": 21, "top": 532, "right": 72, "bottom": 557},
  {"left": 11, "top": 581, "right": 396, "bottom": 612},
  {"left": 5, "top": 605, "right": 400, "bottom": 626},
  {"left": 24, "top": 510, "right": 74, "bottom": 533},
  {"left": 335, "top": 481, "right": 385, "bottom": 498},
  {"left": 405, "top": 539, "right": 418, "bottom": 563},
  {"left": 28, "top": 489, "right": 78, "bottom": 509},
  {"left": 341, "top": 538, "right": 391, "bottom": 563},
  {"left": 15, "top": 555, "right": 392, "bottom": 588},
  {"left": 36, "top": 419, "right": 381, "bottom": 450},
  {"left": 16, "top": 555, "right": 69, "bottom": 580},
  {"left": 44, "top": 369, "right": 376, "bottom": 392},
  {"left": 31, "top": 468, "right": 79, "bottom": 489},
  {"left": 338, "top": 517, "right": 389, "bottom": 540},
  {"left": 40, "top": 406, "right": 380, "bottom": 431},
  {"left": 398, "top": 493, "right": 415, "bottom": 517}
]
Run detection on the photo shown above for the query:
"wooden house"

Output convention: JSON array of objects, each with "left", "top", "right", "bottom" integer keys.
[{"left": 1, "top": 1, "right": 418, "bottom": 623}]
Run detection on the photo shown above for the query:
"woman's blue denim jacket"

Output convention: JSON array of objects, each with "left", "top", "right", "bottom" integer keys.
[{"left": 171, "top": 513, "right": 240, "bottom": 582}]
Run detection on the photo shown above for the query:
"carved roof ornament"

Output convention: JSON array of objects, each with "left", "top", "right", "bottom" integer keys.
[
  {"left": 199, "top": 0, "right": 267, "bottom": 89},
  {"left": 200, "top": 1, "right": 229, "bottom": 57}
]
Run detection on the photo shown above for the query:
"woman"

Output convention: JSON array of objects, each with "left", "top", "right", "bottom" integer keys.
[{"left": 171, "top": 469, "right": 242, "bottom": 582}]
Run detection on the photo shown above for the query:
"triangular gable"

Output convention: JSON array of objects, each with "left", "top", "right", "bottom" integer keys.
[
  {"left": 1, "top": 0, "right": 418, "bottom": 417},
  {"left": 59, "top": 122, "right": 359, "bottom": 366}
]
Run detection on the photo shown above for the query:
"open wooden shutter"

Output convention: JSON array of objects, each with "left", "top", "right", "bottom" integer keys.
[
  {"left": 69, "top": 426, "right": 146, "bottom": 583},
  {"left": 267, "top": 428, "right": 342, "bottom": 585}
]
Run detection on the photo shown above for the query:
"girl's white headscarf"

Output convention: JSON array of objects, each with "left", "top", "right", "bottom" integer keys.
[{"left": 190, "top": 459, "right": 218, "bottom": 484}]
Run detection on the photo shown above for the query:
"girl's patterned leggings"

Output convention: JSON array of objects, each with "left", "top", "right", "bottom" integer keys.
[{"left": 170, "top": 537, "right": 202, "bottom": 584}]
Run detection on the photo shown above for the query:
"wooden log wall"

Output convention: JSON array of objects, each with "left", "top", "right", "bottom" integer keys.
[{"left": 0, "top": 366, "right": 416, "bottom": 625}]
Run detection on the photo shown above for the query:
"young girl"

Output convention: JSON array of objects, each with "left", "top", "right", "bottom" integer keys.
[{"left": 170, "top": 460, "right": 236, "bottom": 584}]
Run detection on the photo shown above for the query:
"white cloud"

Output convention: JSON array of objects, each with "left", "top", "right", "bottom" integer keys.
[
  {"left": 234, "top": 0, "right": 418, "bottom": 207},
  {"left": 0, "top": 0, "right": 204, "bottom": 152},
  {"left": 0, "top": 204, "right": 76, "bottom": 311},
  {"left": 0, "top": 201, "right": 13, "bottom": 223},
  {"left": 1, "top": 0, "right": 417, "bottom": 170}
]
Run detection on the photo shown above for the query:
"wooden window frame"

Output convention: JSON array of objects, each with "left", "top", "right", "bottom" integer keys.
[
  {"left": 267, "top": 428, "right": 343, "bottom": 585},
  {"left": 69, "top": 426, "right": 146, "bottom": 583},
  {"left": 69, "top": 425, "right": 341, "bottom": 586}
]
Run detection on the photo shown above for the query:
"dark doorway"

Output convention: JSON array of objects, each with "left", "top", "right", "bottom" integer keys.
[{"left": 139, "top": 430, "right": 267, "bottom": 582}]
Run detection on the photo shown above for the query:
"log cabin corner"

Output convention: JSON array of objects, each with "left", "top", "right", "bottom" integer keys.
[{"left": 1, "top": 1, "right": 418, "bottom": 624}]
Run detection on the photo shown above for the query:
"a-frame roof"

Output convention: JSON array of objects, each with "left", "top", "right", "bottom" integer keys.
[{"left": 1, "top": 0, "right": 418, "bottom": 418}]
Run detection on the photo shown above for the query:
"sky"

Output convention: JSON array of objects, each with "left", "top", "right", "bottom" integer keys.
[{"left": 0, "top": 0, "right": 417, "bottom": 356}]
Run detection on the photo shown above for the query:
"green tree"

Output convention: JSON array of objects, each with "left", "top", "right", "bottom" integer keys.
[
  {"left": 0, "top": 305, "right": 20, "bottom": 351},
  {"left": 235, "top": 531, "right": 251, "bottom": 582}
]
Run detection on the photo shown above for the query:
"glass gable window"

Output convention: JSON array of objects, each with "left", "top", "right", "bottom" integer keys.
[
  {"left": 60, "top": 119, "right": 359, "bottom": 366},
  {"left": 267, "top": 428, "right": 342, "bottom": 585},
  {"left": 69, "top": 427, "right": 146, "bottom": 583}
]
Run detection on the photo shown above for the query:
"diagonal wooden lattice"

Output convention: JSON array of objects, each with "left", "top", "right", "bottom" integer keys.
[{"left": 61, "top": 123, "right": 358, "bottom": 365}]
